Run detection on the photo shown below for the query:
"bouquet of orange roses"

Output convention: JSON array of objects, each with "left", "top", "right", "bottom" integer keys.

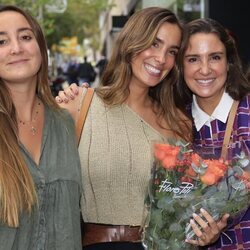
[{"left": 142, "top": 140, "right": 250, "bottom": 250}]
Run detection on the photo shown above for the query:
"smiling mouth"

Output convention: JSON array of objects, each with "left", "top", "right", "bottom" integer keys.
[
  {"left": 8, "top": 59, "right": 28, "bottom": 65},
  {"left": 144, "top": 63, "right": 161, "bottom": 75},
  {"left": 196, "top": 78, "right": 215, "bottom": 84}
]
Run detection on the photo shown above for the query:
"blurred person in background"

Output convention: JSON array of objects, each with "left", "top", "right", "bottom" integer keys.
[
  {"left": 77, "top": 56, "right": 96, "bottom": 86},
  {"left": 66, "top": 59, "right": 79, "bottom": 85},
  {"left": 95, "top": 54, "right": 108, "bottom": 79}
]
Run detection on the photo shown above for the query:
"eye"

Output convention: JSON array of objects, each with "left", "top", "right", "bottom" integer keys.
[
  {"left": 0, "top": 36, "right": 8, "bottom": 46},
  {"left": 187, "top": 57, "right": 198, "bottom": 63},
  {"left": 152, "top": 41, "right": 159, "bottom": 48},
  {"left": 210, "top": 54, "right": 221, "bottom": 61},
  {"left": 19, "top": 30, "right": 34, "bottom": 41},
  {"left": 169, "top": 49, "right": 178, "bottom": 57},
  {"left": 0, "top": 39, "right": 7, "bottom": 46},
  {"left": 20, "top": 35, "right": 32, "bottom": 41}
]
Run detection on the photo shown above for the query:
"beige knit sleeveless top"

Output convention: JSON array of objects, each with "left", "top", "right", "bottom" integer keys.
[{"left": 79, "top": 94, "right": 166, "bottom": 225}]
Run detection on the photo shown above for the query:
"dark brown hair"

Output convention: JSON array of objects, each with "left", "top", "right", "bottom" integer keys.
[{"left": 175, "top": 18, "right": 250, "bottom": 109}]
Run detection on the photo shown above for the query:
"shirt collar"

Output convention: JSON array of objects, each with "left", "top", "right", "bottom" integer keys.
[{"left": 192, "top": 91, "right": 234, "bottom": 131}]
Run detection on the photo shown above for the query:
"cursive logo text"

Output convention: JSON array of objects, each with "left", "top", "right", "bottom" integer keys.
[{"left": 158, "top": 180, "right": 194, "bottom": 197}]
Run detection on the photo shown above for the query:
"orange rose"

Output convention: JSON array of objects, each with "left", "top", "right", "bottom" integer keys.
[
  {"left": 162, "top": 157, "right": 177, "bottom": 170},
  {"left": 154, "top": 149, "right": 166, "bottom": 161},
  {"left": 200, "top": 159, "right": 228, "bottom": 185},
  {"left": 154, "top": 143, "right": 180, "bottom": 170},
  {"left": 200, "top": 171, "right": 217, "bottom": 185}
]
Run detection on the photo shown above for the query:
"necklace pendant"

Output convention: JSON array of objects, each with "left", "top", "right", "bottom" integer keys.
[{"left": 31, "top": 126, "right": 37, "bottom": 135}]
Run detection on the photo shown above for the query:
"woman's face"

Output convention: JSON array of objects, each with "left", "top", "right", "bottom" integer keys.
[
  {"left": 183, "top": 33, "right": 228, "bottom": 106},
  {"left": 130, "top": 22, "right": 181, "bottom": 89},
  {"left": 0, "top": 11, "right": 42, "bottom": 85}
]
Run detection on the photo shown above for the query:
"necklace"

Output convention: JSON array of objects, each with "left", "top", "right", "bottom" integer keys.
[{"left": 18, "top": 99, "right": 41, "bottom": 136}]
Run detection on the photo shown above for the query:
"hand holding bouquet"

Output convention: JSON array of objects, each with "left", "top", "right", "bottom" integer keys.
[{"left": 142, "top": 141, "right": 250, "bottom": 250}]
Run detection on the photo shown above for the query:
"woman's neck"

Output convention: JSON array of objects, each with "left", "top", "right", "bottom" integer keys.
[
  {"left": 8, "top": 83, "right": 38, "bottom": 122},
  {"left": 15, "top": 95, "right": 38, "bottom": 123},
  {"left": 125, "top": 83, "right": 152, "bottom": 110},
  {"left": 195, "top": 89, "right": 225, "bottom": 116}
]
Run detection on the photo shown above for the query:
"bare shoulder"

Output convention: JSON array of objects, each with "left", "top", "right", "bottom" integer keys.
[{"left": 59, "top": 87, "right": 85, "bottom": 123}]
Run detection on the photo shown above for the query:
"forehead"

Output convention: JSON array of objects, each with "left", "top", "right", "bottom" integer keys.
[
  {"left": 185, "top": 33, "right": 225, "bottom": 54},
  {"left": 156, "top": 22, "right": 182, "bottom": 46},
  {"left": 0, "top": 11, "right": 31, "bottom": 31}
]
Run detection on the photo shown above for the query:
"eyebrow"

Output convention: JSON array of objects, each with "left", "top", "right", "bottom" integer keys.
[
  {"left": 155, "top": 37, "right": 180, "bottom": 49},
  {"left": 0, "top": 27, "right": 33, "bottom": 35},
  {"left": 185, "top": 52, "right": 225, "bottom": 58}
]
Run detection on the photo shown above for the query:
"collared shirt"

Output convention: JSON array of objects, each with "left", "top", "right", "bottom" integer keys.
[
  {"left": 192, "top": 91, "right": 234, "bottom": 132},
  {"left": 0, "top": 106, "right": 82, "bottom": 250}
]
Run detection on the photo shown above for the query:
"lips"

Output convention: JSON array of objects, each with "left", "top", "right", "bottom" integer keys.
[
  {"left": 144, "top": 63, "right": 162, "bottom": 76},
  {"left": 8, "top": 59, "right": 29, "bottom": 65},
  {"left": 196, "top": 78, "right": 215, "bottom": 84}
]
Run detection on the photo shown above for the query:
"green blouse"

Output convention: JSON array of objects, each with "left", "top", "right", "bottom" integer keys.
[{"left": 0, "top": 106, "right": 82, "bottom": 250}]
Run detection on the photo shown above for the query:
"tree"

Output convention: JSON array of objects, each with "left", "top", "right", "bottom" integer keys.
[
  {"left": 0, "top": 0, "right": 60, "bottom": 38},
  {"left": 0, "top": 0, "right": 112, "bottom": 51},
  {"left": 45, "top": 0, "right": 112, "bottom": 51}
]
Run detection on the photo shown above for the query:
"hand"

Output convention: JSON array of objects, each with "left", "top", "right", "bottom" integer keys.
[
  {"left": 55, "top": 82, "right": 89, "bottom": 103},
  {"left": 185, "top": 208, "right": 229, "bottom": 247}
]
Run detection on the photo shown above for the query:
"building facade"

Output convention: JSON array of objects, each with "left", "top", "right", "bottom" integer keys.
[{"left": 99, "top": 0, "right": 250, "bottom": 67}]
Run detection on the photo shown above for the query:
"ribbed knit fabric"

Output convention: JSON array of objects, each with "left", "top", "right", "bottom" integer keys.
[{"left": 78, "top": 94, "right": 165, "bottom": 225}]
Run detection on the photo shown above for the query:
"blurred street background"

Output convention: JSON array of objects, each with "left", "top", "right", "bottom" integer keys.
[{"left": 2, "top": 0, "right": 249, "bottom": 96}]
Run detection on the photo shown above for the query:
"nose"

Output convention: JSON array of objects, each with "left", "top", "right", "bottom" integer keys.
[
  {"left": 199, "top": 60, "right": 212, "bottom": 75},
  {"left": 10, "top": 40, "right": 23, "bottom": 55},
  {"left": 154, "top": 51, "right": 166, "bottom": 64}
]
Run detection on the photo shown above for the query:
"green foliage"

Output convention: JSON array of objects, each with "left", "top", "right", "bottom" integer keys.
[
  {"left": 0, "top": 0, "right": 112, "bottom": 50},
  {"left": 45, "top": 0, "right": 112, "bottom": 49}
]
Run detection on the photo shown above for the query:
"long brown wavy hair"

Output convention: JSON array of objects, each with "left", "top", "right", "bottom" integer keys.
[
  {"left": 97, "top": 7, "right": 191, "bottom": 141},
  {"left": 0, "top": 5, "right": 59, "bottom": 227}
]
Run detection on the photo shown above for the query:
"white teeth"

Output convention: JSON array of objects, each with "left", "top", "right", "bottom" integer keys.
[
  {"left": 197, "top": 79, "right": 214, "bottom": 84},
  {"left": 145, "top": 64, "right": 161, "bottom": 74}
]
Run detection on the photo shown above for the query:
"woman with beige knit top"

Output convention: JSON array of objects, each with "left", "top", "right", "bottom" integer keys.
[{"left": 57, "top": 7, "right": 191, "bottom": 250}]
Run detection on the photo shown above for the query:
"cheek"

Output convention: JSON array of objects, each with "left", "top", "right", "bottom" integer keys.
[
  {"left": 167, "top": 56, "right": 175, "bottom": 68},
  {"left": 163, "top": 56, "right": 176, "bottom": 72},
  {"left": 34, "top": 48, "right": 42, "bottom": 69},
  {"left": 183, "top": 68, "right": 197, "bottom": 90},
  {"left": 0, "top": 50, "right": 8, "bottom": 64},
  {"left": 131, "top": 60, "right": 139, "bottom": 74},
  {"left": 140, "top": 48, "right": 152, "bottom": 58},
  {"left": 220, "top": 65, "right": 228, "bottom": 78},
  {"left": 183, "top": 64, "right": 192, "bottom": 81}
]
